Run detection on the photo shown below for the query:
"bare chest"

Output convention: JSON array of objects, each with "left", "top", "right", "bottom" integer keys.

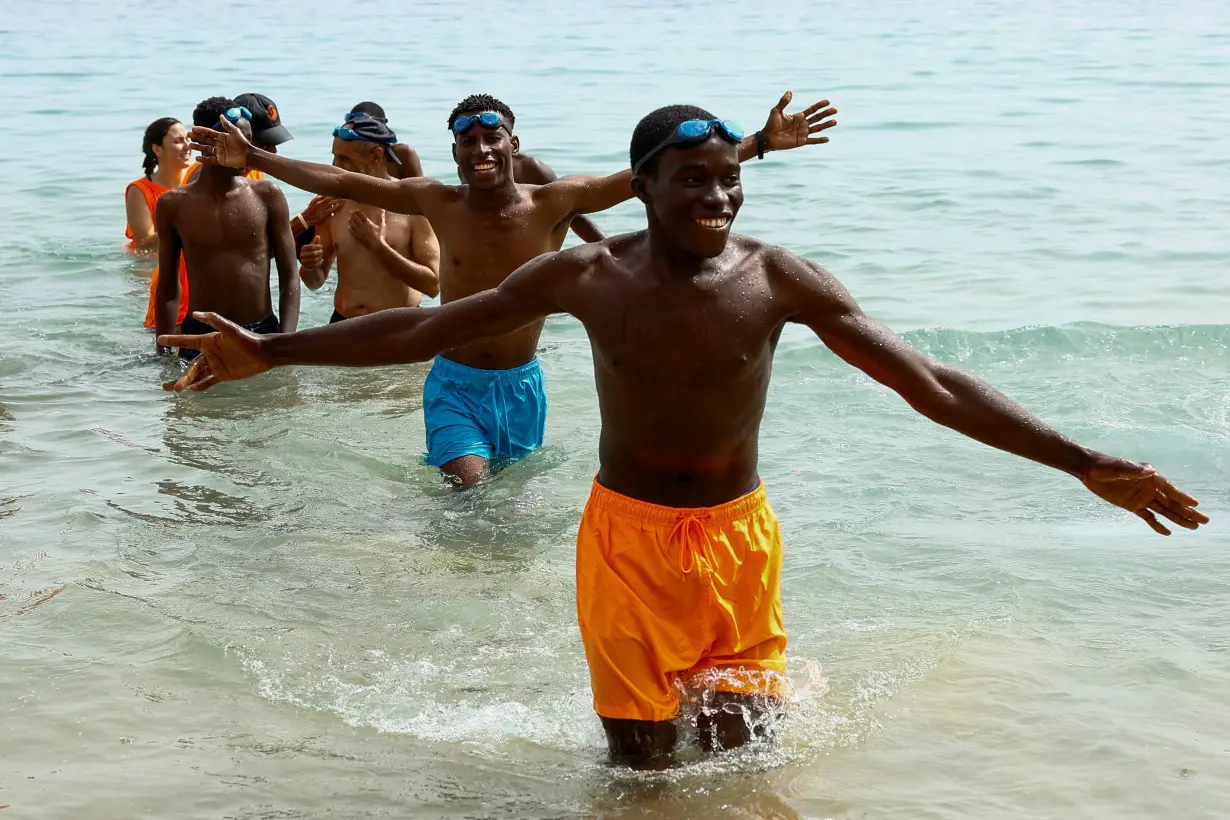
[{"left": 434, "top": 202, "right": 567, "bottom": 298}]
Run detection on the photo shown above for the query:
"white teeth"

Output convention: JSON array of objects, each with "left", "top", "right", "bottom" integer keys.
[
  {"left": 696, "top": 217, "right": 730, "bottom": 229},
  {"left": 474, "top": 162, "right": 496, "bottom": 171}
]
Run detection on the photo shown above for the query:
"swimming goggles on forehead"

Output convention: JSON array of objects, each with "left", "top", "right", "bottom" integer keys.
[
  {"left": 632, "top": 119, "right": 744, "bottom": 174},
  {"left": 217, "top": 106, "right": 252, "bottom": 128},
  {"left": 450, "top": 111, "right": 510, "bottom": 135}
]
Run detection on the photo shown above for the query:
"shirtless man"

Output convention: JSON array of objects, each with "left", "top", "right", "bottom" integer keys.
[
  {"left": 298, "top": 116, "right": 441, "bottom": 322},
  {"left": 154, "top": 97, "right": 299, "bottom": 358},
  {"left": 346, "top": 101, "right": 424, "bottom": 179},
  {"left": 189, "top": 89, "right": 837, "bottom": 486},
  {"left": 350, "top": 98, "right": 605, "bottom": 241},
  {"left": 166, "top": 103, "right": 1208, "bottom": 768}
]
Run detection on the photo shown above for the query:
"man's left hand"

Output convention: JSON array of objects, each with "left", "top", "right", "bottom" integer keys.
[
  {"left": 1081, "top": 455, "right": 1209, "bottom": 535},
  {"left": 761, "top": 90, "right": 837, "bottom": 152}
]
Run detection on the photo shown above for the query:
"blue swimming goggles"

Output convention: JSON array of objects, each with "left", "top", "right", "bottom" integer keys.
[
  {"left": 632, "top": 119, "right": 744, "bottom": 174},
  {"left": 216, "top": 106, "right": 252, "bottom": 128},
  {"left": 450, "top": 111, "right": 510, "bottom": 135}
]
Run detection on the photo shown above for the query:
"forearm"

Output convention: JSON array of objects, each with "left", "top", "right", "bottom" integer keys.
[
  {"left": 248, "top": 149, "right": 352, "bottom": 197},
  {"left": 374, "top": 242, "right": 439, "bottom": 296},
  {"left": 299, "top": 265, "right": 328, "bottom": 290},
  {"left": 135, "top": 232, "right": 160, "bottom": 251},
  {"left": 912, "top": 361, "right": 1099, "bottom": 478},
  {"left": 154, "top": 286, "right": 179, "bottom": 347},
  {"left": 262, "top": 307, "right": 436, "bottom": 367},
  {"left": 278, "top": 277, "right": 300, "bottom": 333}
]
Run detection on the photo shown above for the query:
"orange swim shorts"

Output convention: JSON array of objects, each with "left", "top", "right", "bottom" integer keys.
[{"left": 575, "top": 478, "right": 788, "bottom": 722}]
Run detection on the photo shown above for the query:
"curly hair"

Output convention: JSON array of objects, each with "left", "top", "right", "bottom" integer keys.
[{"left": 446, "top": 94, "right": 515, "bottom": 131}]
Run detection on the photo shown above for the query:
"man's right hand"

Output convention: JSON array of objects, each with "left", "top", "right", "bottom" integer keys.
[
  {"left": 299, "top": 236, "right": 325, "bottom": 269},
  {"left": 158, "top": 313, "right": 272, "bottom": 392},
  {"left": 190, "top": 118, "right": 251, "bottom": 169}
]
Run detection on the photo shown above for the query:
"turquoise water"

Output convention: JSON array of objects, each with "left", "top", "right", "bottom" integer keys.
[{"left": 2, "top": 1, "right": 1229, "bottom": 817}]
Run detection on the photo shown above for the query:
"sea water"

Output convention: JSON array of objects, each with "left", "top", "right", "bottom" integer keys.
[{"left": 1, "top": 1, "right": 1228, "bottom": 817}]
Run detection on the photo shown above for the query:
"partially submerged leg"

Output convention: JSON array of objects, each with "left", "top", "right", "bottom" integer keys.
[
  {"left": 440, "top": 454, "right": 489, "bottom": 489},
  {"left": 600, "top": 716, "right": 678, "bottom": 770},
  {"left": 695, "top": 691, "right": 783, "bottom": 753}
]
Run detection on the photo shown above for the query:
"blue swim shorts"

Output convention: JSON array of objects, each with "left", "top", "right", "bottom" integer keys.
[{"left": 422, "top": 355, "right": 547, "bottom": 468}]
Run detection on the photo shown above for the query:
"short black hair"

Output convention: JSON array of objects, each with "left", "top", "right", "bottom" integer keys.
[
  {"left": 350, "top": 101, "right": 387, "bottom": 123},
  {"left": 446, "top": 94, "right": 515, "bottom": 131},
  {"left": 629, "top": 104, "right": 717, "bottom": 176},
  {"left": 193, "top": 96, "right": 238, "bottom": 129}
]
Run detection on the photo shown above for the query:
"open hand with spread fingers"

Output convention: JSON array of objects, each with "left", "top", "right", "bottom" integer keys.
[
  {"left": 158, "top": 312, "right": 272, "bottom": 393},
  {"left": 1081, "top": 455, "right": 1208, "bottom": 535},
  {"left": 761, "top": 90, "right": 837, "bottom": 152},
  {"left": 189, "top": 117, "right": 252, "bottom": 169}
]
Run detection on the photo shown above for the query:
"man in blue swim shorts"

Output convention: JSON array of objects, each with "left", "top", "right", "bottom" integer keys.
[{"left": 187, "top": 90, "right": 838, "bottom": 487}]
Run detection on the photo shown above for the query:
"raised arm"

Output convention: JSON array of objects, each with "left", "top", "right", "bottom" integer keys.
[
  {"left": 190, "top": 119, "right": 444, "bottom": 214},
  {"left": 159, "top": 246, "right": 594, "bottom": 391},
  {"left": 538, "top": 90, "right": 838, "bottom": 219},
  {"left": 262, "top": 184, "right": 301, "bottom": 333},
  {"left": 153, "top": 196, "right": 184, "bottom": 348},
  {"left": 774, "top": 251, "right": 1207, "bottom": 535}
]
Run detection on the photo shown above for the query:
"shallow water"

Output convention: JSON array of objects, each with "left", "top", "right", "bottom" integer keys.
[{"left": 2, "top": 1, "right": 1229, "bottom": 817}]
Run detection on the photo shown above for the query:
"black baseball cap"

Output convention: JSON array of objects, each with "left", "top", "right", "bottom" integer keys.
[{"left": 234, "top": 92, "right": 292, "bottom": 145}]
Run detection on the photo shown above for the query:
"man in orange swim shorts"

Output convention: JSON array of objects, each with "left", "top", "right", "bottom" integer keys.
[{"left": 165, "top": 102, "right": 1208, "bottom": 769}]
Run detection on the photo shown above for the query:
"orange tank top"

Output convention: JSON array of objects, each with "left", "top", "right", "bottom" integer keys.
[{"left": 125, "top": 177, "right": 169, "bottom": 244}]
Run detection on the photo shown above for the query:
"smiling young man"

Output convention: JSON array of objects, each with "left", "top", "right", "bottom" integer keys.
[
  {"left": 163, "top": 104, "right": 1208, "bottom": 769},
  {"left": 188, "top": 89, "right": 837, "bottom": 487}
]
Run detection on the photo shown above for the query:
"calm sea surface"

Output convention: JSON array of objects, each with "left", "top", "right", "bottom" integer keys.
[{"left": 2, "top": 1, "right": 1229, "bottom": 817}]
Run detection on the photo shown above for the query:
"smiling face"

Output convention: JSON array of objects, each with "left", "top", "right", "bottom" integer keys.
[
  {"left": 634, "top": 136, "right": 743, "bottom": 258},
  {"left": 450, "top": 111, "right": 519, "bottom": 190},
  {"left": 154, "top": 122, "right": 193, "bottom": 170}
]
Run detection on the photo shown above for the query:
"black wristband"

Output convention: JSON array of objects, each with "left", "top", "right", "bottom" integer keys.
[{"left": 755, "top": 130, "right": 766, "bottom": 160}]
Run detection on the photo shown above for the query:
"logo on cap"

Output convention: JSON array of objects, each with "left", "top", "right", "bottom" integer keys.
[{"left": 266, "top": 104, "right": 279, "bottom": 123}]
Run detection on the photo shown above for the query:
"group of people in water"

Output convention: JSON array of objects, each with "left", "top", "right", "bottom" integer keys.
[{"left": 130, "top": 86, "right": 1208, "bottom": 769}]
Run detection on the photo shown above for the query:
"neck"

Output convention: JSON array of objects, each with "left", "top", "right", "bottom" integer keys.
[
  {"left": 197, "top": 163, "right": 243, "bottom": 191},
  {"left": 151, "top": 163, "right": 184, "bottom": 189},
  {"left": 645, "top": 224, "right": 721, "bottom": 278},
  {"left": 462, "top": 176, "right": 521, "bottom": 211}
]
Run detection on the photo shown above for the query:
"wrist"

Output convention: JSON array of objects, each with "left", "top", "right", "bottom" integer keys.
[
  {"left": 247, "top": 147, "right": 271, "bottom": 171},
  {"left": 1064, "top": 444, "right": 1100, "bottom": 481},
  {"left": 260, "top": 332, "right": 290, "bottom": 367}
]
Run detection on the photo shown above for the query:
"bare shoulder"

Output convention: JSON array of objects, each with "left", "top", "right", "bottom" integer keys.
[
  {"left": 513, "top": 153, "right": 555, "bottom": 184},
  {"left": 156, "top": 185, "right": 190, "bottom": 213},
  {"left": 249, "top": 178, "right": 286, "bottom": 200}
]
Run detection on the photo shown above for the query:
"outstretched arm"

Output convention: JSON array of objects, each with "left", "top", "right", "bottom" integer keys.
[
  {"left": 776, "top": 252, "right": 1207, "bottom": 535},
  {"left": 190, "top": 119, "right": 443, "bottom": 214},
  {"left": 541, "top": 90, "right": 838, "bottom": 218},
  {"left": 158, "top": 247, "right": 590, "bottom": 391}
]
